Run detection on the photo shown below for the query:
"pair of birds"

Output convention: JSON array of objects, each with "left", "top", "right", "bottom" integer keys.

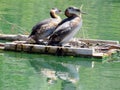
[{"left": 27, "top": 6, "right": 86, "bottom": 46}]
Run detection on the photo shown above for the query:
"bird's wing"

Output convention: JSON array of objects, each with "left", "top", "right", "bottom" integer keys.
[
  {"left": 49, "top": 20, "right": 72, "bottom": 42},
  {"left": 49, "top": 17, "right": 81, "bottom": 45},
  {"left": 29, "top": 18, "right": 53, "bottom": 37},
  {"left": 52, "top": 17, "right": 80, "bottom": 35},
  {"left": 53, "top": 19, "right": 71, "bottom": 33},
  {"left": 37, "top": 20, "right": 59, "bottom": 34}
]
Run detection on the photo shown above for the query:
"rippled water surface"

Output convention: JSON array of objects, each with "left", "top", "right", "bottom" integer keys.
[{"left": 0, "top": 0, "right": 120, "bottom": 90}]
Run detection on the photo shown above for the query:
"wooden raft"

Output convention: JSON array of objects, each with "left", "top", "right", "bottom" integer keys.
[
  {"left": 0, "top": 34, "right": 120, "bottom": 58},
  {"left": 1, "top": 41, "right": 119, "bottom": 58},
  {"left": 4, "top": 43, "right": 94, "bottom": 56}
]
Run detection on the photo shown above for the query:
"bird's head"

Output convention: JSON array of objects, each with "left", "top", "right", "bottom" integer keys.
[
  {"left": 50, "top": 8, "right": 62, "bottom": 18},
  {"left": 50, "top": 8, "right": 62, "bottom": 14},
  {"left": 65, "top": 6, "right": 86, "bottom": 17}
]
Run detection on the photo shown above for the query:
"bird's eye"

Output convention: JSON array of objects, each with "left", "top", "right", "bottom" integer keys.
[
  {"left": 76, "top": 9, "right": 80, "bottom": 12},
  {"left": 69, "top": 7, "right": 73, "bottom": 9},
  {"left": 52, "top": 8, "right": 56, "bottom": 10}
]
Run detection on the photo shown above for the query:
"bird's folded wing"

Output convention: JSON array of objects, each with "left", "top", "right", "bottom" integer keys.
[{"left": 29, "top": 18, "right": 52, "bottom": 37}]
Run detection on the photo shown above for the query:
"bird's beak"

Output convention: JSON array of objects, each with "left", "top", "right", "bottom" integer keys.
[
  {"left": 76, "top": 9, "right": 80, "bottom": 12},
  {"left": 59, "top": 10, "right": 62, "bottom": 12},
  {"left": 58, "top": 10, "right": 62, "bottom": 14},
  {"left": 80, "top": 5, "right": 87, "bottom": 14},
  {"left": 76, "top": 9, "right": 87, "bottom": 15}
]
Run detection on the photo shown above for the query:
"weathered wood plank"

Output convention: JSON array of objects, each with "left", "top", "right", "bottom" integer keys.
[
  {"left": 0, "top": 41, "right": 118, "bottom": 58},
  {"left": 78, "top": 39, "right": 119, "bottom": 45},
  {"left": 4, "top": 42, "right": 94, "bottom": 56}
]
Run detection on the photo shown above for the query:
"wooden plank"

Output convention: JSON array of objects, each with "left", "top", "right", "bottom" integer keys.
[
  {"left": 93, "top": 53, "right": 104, "bottom": 59},
  {"left": 78, "top": 39, "right": 119, "bottom": 45},
  {"left": 4, "top": 43, "right": 94, "bottom": 56},
  {"left": 108, "top": 44, "right": 120, "bottom": 49},
  {"left": 2, "top": 42, "right": 120, "bottom": 58},
  {"left": 3, "top": 42, "right": 120, "bottom": 58}
]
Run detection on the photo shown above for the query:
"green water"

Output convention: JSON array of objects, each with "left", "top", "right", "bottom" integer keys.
[{"left": 0, "top": 0, "right": 120, "bottom": 90}]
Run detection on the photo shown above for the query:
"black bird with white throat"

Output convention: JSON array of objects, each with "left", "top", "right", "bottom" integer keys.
[
  {"left": 48, "top": 6, "right": 86, "bottom": 46},
  {"left": 27, "top": 8, "right": 62, "bottom": 44}
]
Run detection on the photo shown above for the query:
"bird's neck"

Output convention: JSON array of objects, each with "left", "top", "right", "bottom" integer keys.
[
  {"left": 69, "top": 14, "right": 81, "bottom": 20},
  {"left": 72, "top": 14, "right": 82, "bottom": 18},
  {"left": 50, "top": 11, "right": 61, "bottom": 20},
  {"left": 79, "top": 14, "right": 82, "bottom": 18},
  {"left": 68, "top": 14, "right": 81, "bottom": 23}
]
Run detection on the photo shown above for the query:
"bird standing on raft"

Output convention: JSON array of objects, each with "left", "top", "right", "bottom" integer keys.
[
  {"left": 27, "top": 8, "right": 62, "bottom": 44},
  {"left": 48, "top": 6, "right": 86, "bottom": 46}
]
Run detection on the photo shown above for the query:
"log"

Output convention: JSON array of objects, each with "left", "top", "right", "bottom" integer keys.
[{"left": 0, "top": 34, "right": 28, "bottom": 41}]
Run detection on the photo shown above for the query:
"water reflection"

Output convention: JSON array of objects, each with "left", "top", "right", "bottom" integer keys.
[
  {"left": 30, "top": 59, "right": 80, "bottom": 84},
  {"left": 3, "top": 51, "right": 120, "bottom": 90},
  {"left": 28, "top": 55, "right": 96, "bottom": 90},
  {"left": 4, "top": 51, "right": 97, "bottom": 90}
]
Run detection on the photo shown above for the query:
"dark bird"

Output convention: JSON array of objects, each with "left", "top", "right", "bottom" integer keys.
[
  {"left": 48, "top": 6, "right": 86, "bottom": 46},
  {"left": 27, "top": 8, "right": 62, "bottom": 44}
]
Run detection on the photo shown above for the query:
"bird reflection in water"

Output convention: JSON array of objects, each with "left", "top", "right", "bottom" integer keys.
[
  {"left": 29, "top": 59, "right": 80, "bottom": 85},
  {"left": 29, "top": 58, "right": 94, "bottom": 90}
]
